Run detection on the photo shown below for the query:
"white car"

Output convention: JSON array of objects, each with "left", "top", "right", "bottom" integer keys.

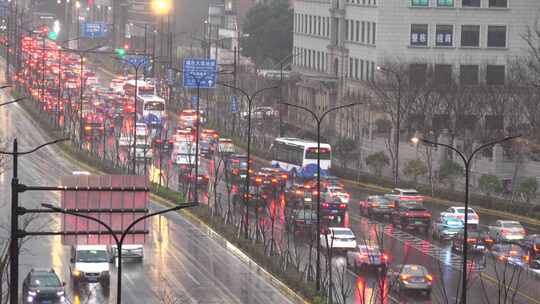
[
  {"left": 320, "top": 227, "right": 357, "bottom": 251},
  {"left": 346, "top": 244, "right": 389, "bottom": 271},
  {"left": 110, "top": 244, "right": 143, "bottom": 260},
  {"left": 70, "top": 245, "right": 111, "bottom": 289},
  {"left": 323, "top": 186, "right": 351, "bottom": 204},
  {"left": 488, "top": 220, "right": 526, "bottom": 242},
  {"left": 440, "top": 206, "right": 479, "bottom": 227}
]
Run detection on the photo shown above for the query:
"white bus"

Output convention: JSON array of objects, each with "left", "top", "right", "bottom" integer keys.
[
  {"left": 172, "top": 141, "right": 197, "bottom": 168},
  {"left": 138, "top": 95, "right": 166, "bottom": 128},
  {"left": 270, "top": 137, "right": 331, "bottom": 174}
]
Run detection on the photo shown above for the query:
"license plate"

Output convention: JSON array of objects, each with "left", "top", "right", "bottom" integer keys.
[
  {"left": 415, "top": 221, "right": 423, "bottom": 225},
  {"left": 42, "top": 301, "right": 52, "bottom": 304},
  {"left": 476, "top": 245, "right": 485, "bottom": 250}
]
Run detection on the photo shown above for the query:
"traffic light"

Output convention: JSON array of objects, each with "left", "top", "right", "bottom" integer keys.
[
  {"left": 48, "top": 31, "right": 58, "bottom": 41},
  {"left": 115, "top": 48, "right": 126, "bottom": 58}
]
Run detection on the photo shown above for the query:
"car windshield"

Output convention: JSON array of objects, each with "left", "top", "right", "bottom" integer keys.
[
  {"left": 295, "top": 210, "right": 317, "bottom": 219},
  {"left": 76, "top": 250, "right": 109, "bottom": 263},
  {"left": 455, "top": 208, "right": 475, "bottom": 214},
  {"left": 29, "top": 274, "right": 61, "bottom": 287},
  {"left": 401, "top": 191, "right": 419, "bottom": 196},
  {"left": 407, "top": 207, "right": 426, "bottom": 212},
  {"left": 502, "top": 222, "right": 522, "bottom": 228}
]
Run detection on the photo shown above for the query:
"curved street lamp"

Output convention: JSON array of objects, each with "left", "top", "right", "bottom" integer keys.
[
  {"left": 280, "top": 101, "right": 362, "bottom": 292},
  {"left": 411, "top": 134, "right": 520, "bottom": 304},
  {"left": 42, "top": 201, "right": 197, "bottom": 304}
]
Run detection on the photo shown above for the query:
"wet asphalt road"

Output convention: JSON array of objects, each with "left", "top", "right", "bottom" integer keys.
[{"left": 0, "top": 89, "right": 295, "bottom": 303}]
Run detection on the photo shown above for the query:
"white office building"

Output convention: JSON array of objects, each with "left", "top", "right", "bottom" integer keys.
[{"left": 291, "top": 0, "right": 540, "bottom": 139}]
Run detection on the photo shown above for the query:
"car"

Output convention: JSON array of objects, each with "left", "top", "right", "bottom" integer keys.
[
  {"left": 289, "top": 209, "right": 318, "bottom": 235},
  {"left": 451, "top": 230, "right": 489, "bottom": 253},
  {"left": 519, "top": 234, "right": 540, "bottom": 260},
  {"left": 440, "top": 206, "right": 479, "bottom": 228},
  {"left": 22, "top": 268, "right": 66, "bottom": 303},
  {"left": 530, "top": 260, "right": 540, "bottom": 278},
  {"left": 391, "top": 203, "right": 432, "bottom": 232},
  {"left": 286, "top": 184, "right": 315, "bottom": 208},
  {"left": 491, "top": 244, "right": 529, "bottom": 267},
  {"left": 346, "top": 244, "right": 389, "bottom": 272},
  {"left": 320, "top": 227, "right": 357, "bottom": 251},
  {"left": 385, "top": 188, "right": 424, "bottom": 203},
  {"left": 110, "top": 244, "right": 144, "bottom": 260},
  {"left": 321, "top": 186, "right": 350, "bottom": 204},
  {"left": 387, "top": 264, "right": 433, "bottom": 295},
  {"left": 226, "top": 154, "right": 250, "bottom": 182},
  {"left": 432, "top": 215, "right": 464, "bottom": 240},
  {"left": 70, "top": 245, "right": 111, "bottom": 289},
  {"left": 488, "top": 220, "right": 526, "bottom": 242},
  {"left": 359, "top": 195, "right": 395, "bottom": 219}
]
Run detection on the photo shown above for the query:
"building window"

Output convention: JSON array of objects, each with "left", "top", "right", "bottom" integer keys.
[
  {"left": 349, "top": 58, "right": 353, "bottom": 78},
  {"left": 487, "top": 25, "right": 506, "bottom": 47},
  {"left": 366, "top": 22, "right": 371, "bottom": 44},
  {"left": 410, "top": 24, "right": 428, "bottom": 46},
  {"left": 361, "top": 21, "right": 365, "bottom": 42},
  {"left": 461, "top": 25, "right": 480, "bottom": 47},
  {"left": 438, "top": 0, "right": 453, "bottom": 6},
  {"left": 411, "top": 0, "right": 429, "bottom": 6},
  {"left": 355, "top": 59, "right": 359, "bottom": 79},
  {"left": 318, "top": 16, "right": 322, "bottom": 35},
  {"left": 372, "top": 23, "right": 376, "bottom": 44},
  {"left": 486, "top": 65, "right": 505, "bottom": 85},
  {"left": 345, "top": 20, "right": 349, "bottom": 40},
  {"left": 436, "top": 25, "right": 453, "bottom": 46},
  {"left": 355, "top": 21, "right": 360, "bottom": 41},
  {"left": 434, "top": 64, "right": 452, "bottom": 85},
  {"left": 371, "top": 62, "right": 375, "bottom": 80},
  {"left": 360, "top": 60, "right": 364, "bottom": 80},
  {"left": 409, "top": 64, "right": 427, "bottom": 86},
  {"left": 460, "top": 65, "right": 478, "bottom": 85},
  {"left": 462, "top": 0, "right": 480, "bottom": 7},
  {"left": 489, "top": 0, "right": 507, "bottom": 7}
]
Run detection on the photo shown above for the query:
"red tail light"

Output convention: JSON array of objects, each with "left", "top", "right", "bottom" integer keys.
[
  {"left": 281, "top": 174, "right": 288, "bottom": 180},
  {"left": 400, "top": 274, "right": 410, "bottom": 281},
  {"left": 425, "top": 274, "right": 433, "bottom": 282},
  {"left": 322, "top": 203, "right": 329, "bottom": 208},
  {"left": 382, "top": 254, "right": 389, "bottom": 261},
  {"left": 533, "top": 244, "right": 539, "bottom": 252},
  {"left": 524, "top": 255, "right": 530, "bottom": 262},
  {"left": 339, "top": 203, "right": 347, "bottom": 209},
  {"left": 467, "top": 238, "right": 477, "bottom": 243}
]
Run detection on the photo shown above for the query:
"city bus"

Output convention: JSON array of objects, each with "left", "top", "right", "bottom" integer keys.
[
  {"left": 138, "top": 95, "right": 166, "bottom": 128},
  {"left": 270, "top": 137, "right": 331, "bottom": 176}
]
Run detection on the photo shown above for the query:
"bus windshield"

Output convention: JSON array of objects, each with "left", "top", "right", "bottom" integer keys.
[
  {"left": 138, "top": 86, "right": 154, "bottom": 96},
  {"left": 144, "top": 101, "right": 164, "bottom": 111},
  {"left": 305, "top": 148, "right": 331, "bottom": 160}
]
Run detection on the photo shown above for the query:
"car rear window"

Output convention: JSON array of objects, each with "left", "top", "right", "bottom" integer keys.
[
  {"left": 332, "top": 229, "right": 354, "bottom": 236},
  {"left": 502, "top": 222, "right": 522, "bottom": 228},
  {"left": 407, "top": 207, "right": 427, "bottom": 212},
  {"left": 402, "top": 265, "right": 426, "bottom": 276}
]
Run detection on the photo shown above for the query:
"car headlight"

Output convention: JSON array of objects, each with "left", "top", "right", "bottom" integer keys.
[
  {"left": 60, "top": 295, "right": 65, "bottom": 303},
  {"left": 73, "top": 270, "right": 81, "bottom": 277},
  {"left": 28, "top": 291, "right": 37, "bottom": 296},
  {"left": 57, "top": 290, "right": 64, "bottom": 296},
  {"left": 26, "top": 295, "right": 34, "bottom": 303}
]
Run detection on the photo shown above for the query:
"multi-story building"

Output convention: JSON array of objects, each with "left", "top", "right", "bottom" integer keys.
[{"left": 291, "top": 0, "right": 540, "bottom": 140}]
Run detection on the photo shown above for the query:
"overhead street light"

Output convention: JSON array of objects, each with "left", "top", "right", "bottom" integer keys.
[
  {"left": 151, "top": 0, "right": 172, "bottom": 15},
  {"left": 411, "top": 134, "right": 520, "bottom": 304}
]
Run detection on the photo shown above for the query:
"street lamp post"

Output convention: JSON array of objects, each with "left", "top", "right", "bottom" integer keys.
[
  {"left": 273, "top": 51, "right": 304, "bottom": 137},
  {"left": 220, "top": 83, "right": 278, "bottom": 238},
  {"left": 280, "top": 101, "right": 361, "bottom": 292},
  {"left": 376, "top": 66, "right": 402, "bottom": 185},
  {"left": 42, "top": 202, "right": 197, "bottom": 304},
  {"left": 412, "top": 135, "right": 520, "bottom": 304}
]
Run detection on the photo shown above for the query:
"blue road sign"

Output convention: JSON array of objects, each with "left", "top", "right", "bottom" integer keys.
[
  {"left": 82, "top": 22, "right": 107, "bottom": 38},
  {"left": 231, "top": 96, "right": 238, "bottom": 113},
  {"left": 125, "top": 55, "right": 149, "bottom": 66},
  {"left": 182, "top": 58, "right": 217, "bottom": 89},
  {"left": 191, "top": 95, "right": 198, "bottom": 109}
]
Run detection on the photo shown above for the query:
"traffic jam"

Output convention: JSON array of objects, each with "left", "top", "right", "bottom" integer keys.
[{"left": 15, "top": 32, "right": 540, "bottom": 302}]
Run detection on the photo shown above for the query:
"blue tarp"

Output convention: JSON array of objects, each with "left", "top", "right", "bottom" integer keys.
[{"left": 298, "top": 163, "right": 329, "bottom": 179}]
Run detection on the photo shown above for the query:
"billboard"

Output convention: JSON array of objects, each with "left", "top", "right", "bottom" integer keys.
[{"left": 60, "top": 175, "right": 148, "bottom": 245}]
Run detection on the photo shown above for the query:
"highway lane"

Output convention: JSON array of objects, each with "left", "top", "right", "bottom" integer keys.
[
  {"left": 64, "top": 58, "right": 540, "bottom": 303},
  {"left": 0, "top": 87, "right": 296, "bottom": 303}
]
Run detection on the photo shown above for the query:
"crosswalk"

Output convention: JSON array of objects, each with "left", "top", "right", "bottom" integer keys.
[{"left": 361, "top": 219, "right": 486, "bottom": 272}]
